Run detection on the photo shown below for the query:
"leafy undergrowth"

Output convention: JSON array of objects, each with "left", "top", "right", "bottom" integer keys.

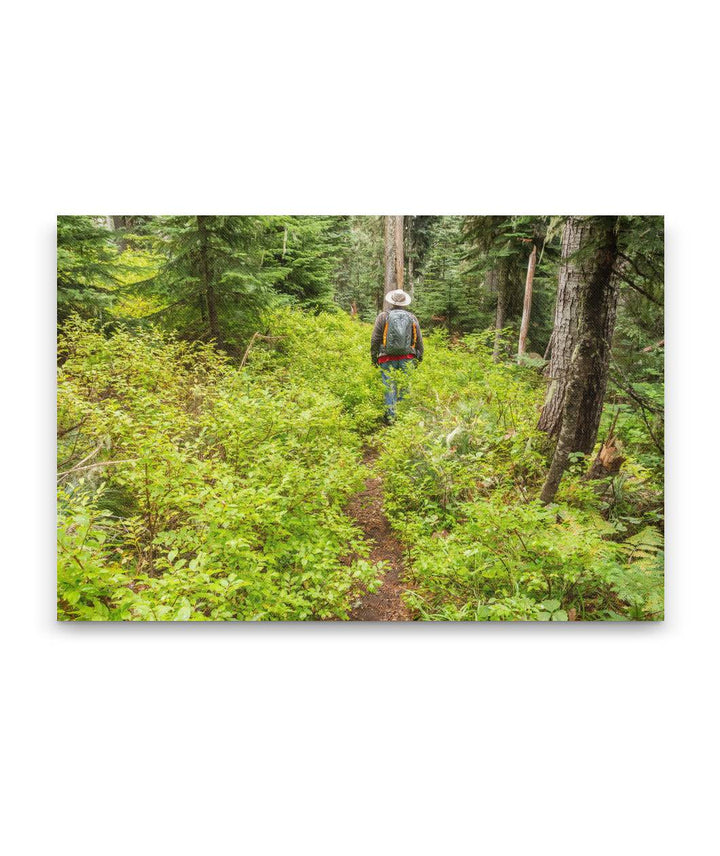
[
  {"left": 58, "top": 311, "right": 664, "bottom": 622},
  {"left": 378, "top": 331, "right": 664, "bottom": 621},
  {"left": 57, "top": 310, "right": 385, "bottom": 620}
]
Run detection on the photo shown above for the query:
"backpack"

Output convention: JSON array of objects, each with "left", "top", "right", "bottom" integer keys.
[{"left": 383, "top": 309, "right": 417, "bottom": 356}]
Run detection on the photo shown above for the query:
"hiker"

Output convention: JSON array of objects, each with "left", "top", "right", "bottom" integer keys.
[{"left": 371, "top": 289, "right": 424, "bottom": 421}]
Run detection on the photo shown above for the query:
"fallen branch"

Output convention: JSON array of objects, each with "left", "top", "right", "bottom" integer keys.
[
  {"left": 70, "top": 444, "right": 104, "bottom": 470},
  {"left": 57, "top": 459, "right": 138, "bottom": 480},
  {"left": 239, "top": 332, "right": 283, "bottom": 368}
]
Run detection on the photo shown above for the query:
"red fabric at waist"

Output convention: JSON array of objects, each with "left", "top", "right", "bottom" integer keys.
[{"left": 378, "top": 354, "right": 415, "bottom": 364}]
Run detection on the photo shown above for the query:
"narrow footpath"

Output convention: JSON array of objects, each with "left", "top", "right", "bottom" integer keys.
[{"left": 347, "top": 445, "right": 413, "bottom": 621}]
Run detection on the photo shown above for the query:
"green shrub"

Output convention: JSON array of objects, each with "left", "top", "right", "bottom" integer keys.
[
  {"left": 57, "top": 312, "right": 383, "bottom": 620},
  {"left": 57, "top": 311, "right": 663, "bottom": 622},
  {"left": 378, "top": 332, "right": 664, "bottom": 620}
]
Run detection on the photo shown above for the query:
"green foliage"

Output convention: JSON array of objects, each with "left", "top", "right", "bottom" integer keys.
[
  {"left": 57, "top": 484, "right": 134, "bottom": 620},
  {"left": 136, "top": 215, "right": 281, "bottom": 349},
  {"left": 124, "top": 216, "right": 354, "bottom": 348},
  {"left": 244, "top": 307, "right": 385, "bottom": 434},
  {"left": 414, "top": 217, "right": 486, "bottom": 334},
  {"left": 378, "top": 332, "right": 664, "bottom": 621},
  {"left": 333, "top": 216, "right": 384, "bottom": 320},
  {"left": 605, "top": 215, "right": 664, "bottom": 480},
  {"left": 269, "top": 215, "right": 345, "bottom": 311},
  {"left": 57, "top": 214, "right": 664, "bottom": 622},
  {"left": 57, "top": 312, "right": 384, "bottom": 621},
  {"left": 57, "top": 216, "right": 121, "bottom": 321},
  {"left": 460, "top": 215, "right": 560, "bottom": 353}
]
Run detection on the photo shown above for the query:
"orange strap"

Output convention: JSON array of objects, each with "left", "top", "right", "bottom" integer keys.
[{"left": 384, "top": 317, "right": 417, "bottom": 348}]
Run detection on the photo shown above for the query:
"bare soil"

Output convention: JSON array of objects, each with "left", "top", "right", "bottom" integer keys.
[{"left": 346, "top": 445, "right": 414, "bottom": 621}]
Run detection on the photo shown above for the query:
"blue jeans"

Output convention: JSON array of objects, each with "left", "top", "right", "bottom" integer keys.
[{"left": 381, "top": 359, "right": 413, "bottom": 420}]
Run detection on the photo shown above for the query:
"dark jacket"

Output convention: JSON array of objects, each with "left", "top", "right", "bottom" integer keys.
[{"left": 370, "top": 307, "right": 424, "bottom": 366}]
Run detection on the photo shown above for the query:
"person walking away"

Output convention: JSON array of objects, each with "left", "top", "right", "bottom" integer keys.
[{"left": 371, "top": 289, "right": 424, "bottom": 422}]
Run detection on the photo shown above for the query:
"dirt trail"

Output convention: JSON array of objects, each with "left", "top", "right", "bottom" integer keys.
[{"left": 347, "top": 445, "right": 413, "bottom": 621}]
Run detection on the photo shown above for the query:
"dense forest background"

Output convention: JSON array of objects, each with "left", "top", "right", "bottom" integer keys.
[{"left": 57, "top": 214, "right": 664, "bottom": 621}]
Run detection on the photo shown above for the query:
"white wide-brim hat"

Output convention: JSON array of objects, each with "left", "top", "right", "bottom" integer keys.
[{"left": 386, "top": 289, "right": 412, "bottom": 307}]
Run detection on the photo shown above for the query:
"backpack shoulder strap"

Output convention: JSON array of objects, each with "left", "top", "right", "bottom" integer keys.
[{"left": 382, "top": 315, "right": 389, "bottom": 346}]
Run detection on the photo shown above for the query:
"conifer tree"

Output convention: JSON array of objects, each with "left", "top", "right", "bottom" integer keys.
[
  {"left": 142, "top": 216, "right": 280, "bottom": 348},
  {"left": 405, "top": 215, "right": 439, "bottom": 298},
  {"left": 270, "top": 215, "right": 344, "bottom": 311},
  {"left": 333, "top": 216, "right": 384, "bottom": 320},
  {"left": 57, "top": 216, "right": 121, "bottom": 322},
  {"left": 414, "top": 216, "right": 484, "bottom": 334}
]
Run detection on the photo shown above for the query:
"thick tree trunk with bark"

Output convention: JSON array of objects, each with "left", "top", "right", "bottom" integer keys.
[
  {"left": 197, "top": 216, "right": 222, "bottom": 347},
  {"left": 518, "top": 243, "right": 537, "bottom": 358},
  {"left": 574, "top": 275, "right": 619, "bottom": 454},
  {"left": 539, "top": 337, "right": 594, "bottom": 503},
  {"left": 539, "top": 216, "right": 619, "bottom": 503},
  {"left": 538, "top": 220, "right": 583, "bottom": 433},
  {"left": 538, "top": 217, "right": 619, "bottom": 451},
  {"left": 383, "top": 215, "right": 404, "bottom": 310}
]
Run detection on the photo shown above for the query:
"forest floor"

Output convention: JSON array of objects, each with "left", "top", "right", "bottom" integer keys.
[{"left": 347, "top": 444, "right": 413, "bottom": 621}]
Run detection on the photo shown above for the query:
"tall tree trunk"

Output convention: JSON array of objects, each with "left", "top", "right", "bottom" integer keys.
[
  {"left": 483, "top": 266, "right": 497, "bottom": 316},
  {"left": 492, "top": 255, "right": 509, "bottom": 362},
  {"left": 108, "top": 215, "right": 129, "bottom": 250},
  {"left": 538, "top": 218, "right": 590, "bottom": 436},
  {"left": 539, "top": 336, "right": 594, "bottom": 504},
  {"left": 383, "top": 215, "right": 404, "bottom": 310},
  {"left": 539, "top": 216, "right": 619, "bottom": 503},
  {"left": 406, "top": 216, "right": 414, "bottom": 298},
  {"left": 394, "top": 216, "right": 404, "bottom": 290},
  {"left": 517, "top": 243, "right": 537, "bottom": 358},
  {"left": 197, "top": 216, "right": 222, "bottom": 347},
  {"left": 573, "top": 244, "right": 620, "bottom": 454}
]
